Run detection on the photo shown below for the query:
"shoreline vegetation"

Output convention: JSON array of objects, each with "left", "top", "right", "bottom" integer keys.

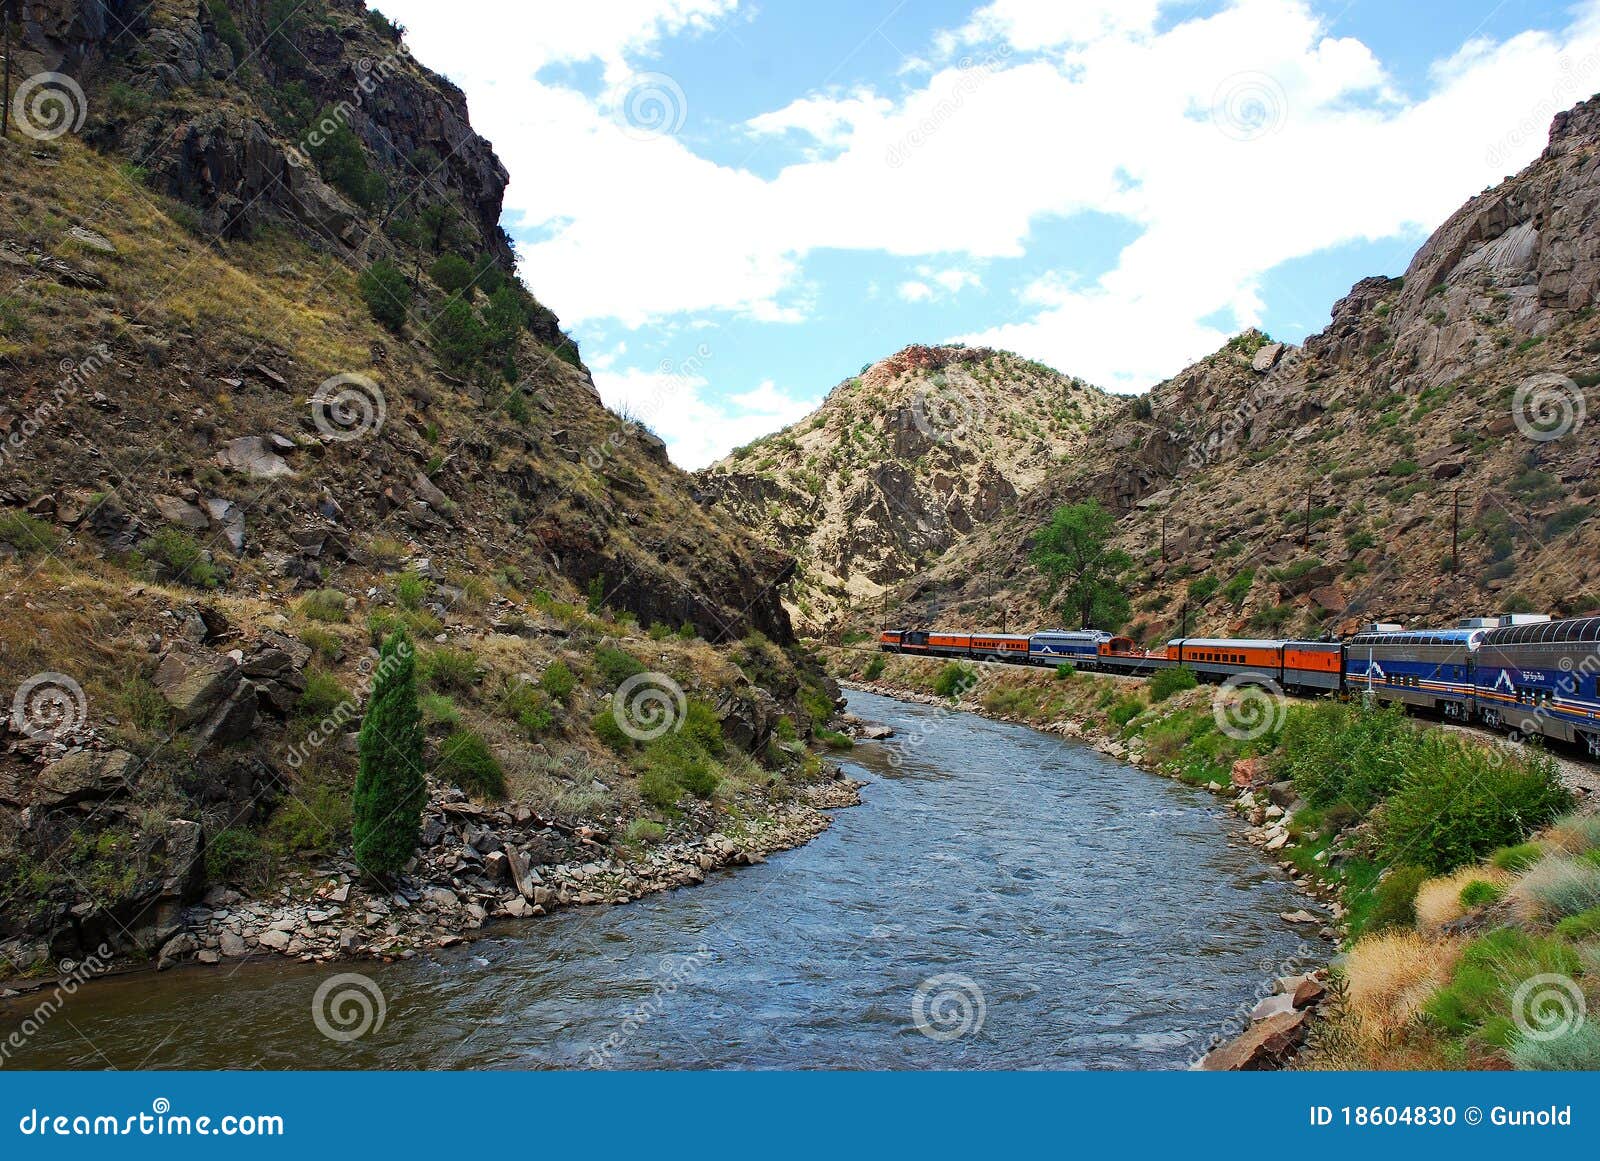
[{"left": 828, "top": 647, "right": 1600, "bottom": 1071}]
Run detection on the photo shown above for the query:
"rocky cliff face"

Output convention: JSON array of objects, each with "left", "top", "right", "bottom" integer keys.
[
  {"left": 851, "top": 98, "right": 1600, "bottom": 641},
  {"left": 696, "top": 346, "right": 1117, "bottom": 633},
  {"left": 0, "top": 1, "right": 824, "bottom": 973}
]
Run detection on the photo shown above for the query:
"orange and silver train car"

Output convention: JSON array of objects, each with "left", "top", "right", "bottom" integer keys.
[{"left": 1165, "top": 638, "right": 1342, "bottom": 692}]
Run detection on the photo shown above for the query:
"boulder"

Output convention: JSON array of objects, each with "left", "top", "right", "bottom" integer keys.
[
  {"left": 216, "top": 436, "right": 293, "bottom": 479},
  {"left": 152, "top": 494, "right": 210, "bottom": 530},
  {"left": 152, "top": 651, "right": 240, "bottom": 727},
  {"left": 22, "top": 749, "right": 139, "bottom": 808},
  {"left": 1251, "top": 342, "right": 1286, "bottom": 372},
  {"left": 218, "top": 930, "right": 248, "bottom": 957},
  {"left": 1198, "top": 1009, "right": 1308, "bottom": 1070},
  {"left": 206, "top": 498, "right": 246, "bottom": 553}
]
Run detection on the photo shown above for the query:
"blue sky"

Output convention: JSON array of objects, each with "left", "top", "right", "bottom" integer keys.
[{"left": 378, "top": 0, "right": 1598, "bottom": 467}]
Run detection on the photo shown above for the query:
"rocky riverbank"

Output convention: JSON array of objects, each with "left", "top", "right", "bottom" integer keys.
[
  {"left": 1, "top": 772, "right": 863, "bottom": 997},
  {"left": 840, "top": 676, "right": 1337, "bottom": 1068}
]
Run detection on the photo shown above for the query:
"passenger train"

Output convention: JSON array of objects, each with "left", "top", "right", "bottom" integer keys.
[{"left": 878, "top": 613, "right": 1600, "bottom": 758}]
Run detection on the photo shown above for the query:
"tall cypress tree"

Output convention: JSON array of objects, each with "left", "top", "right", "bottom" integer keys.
[{"left": 352, "top": 629, "right": 426, "bottom": 877}]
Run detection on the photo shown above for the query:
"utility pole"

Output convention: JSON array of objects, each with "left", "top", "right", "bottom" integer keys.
[
  {"left": 1001, "top": 606, "right": 1008, "bottom": 635},
  {"left": 1302, "top": 476, "right": 1313, "bottom": 549},
  {"left": 1160, "top": 511, "right": 1168, "bottom": 562},
  {"left": 1451, "top": 487, "right": 1461, "bottom": 573},
  {"left": 1180, "top": 599, "right": 1189, "bottom": 639}
]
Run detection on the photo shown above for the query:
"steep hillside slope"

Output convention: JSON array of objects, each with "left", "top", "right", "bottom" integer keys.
[
  {"left": 0, "top": 1, "right": 835, "bottom": 974},
  {"left": 869, "top": 97, "right": 1600, "bottom": 643},
  {"left": 698, "top": 345, "right": 1116, "bottom": 632}
]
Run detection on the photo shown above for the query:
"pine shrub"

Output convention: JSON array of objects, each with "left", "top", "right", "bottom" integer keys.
[{"left": 352, "top": 630, "right": 426, "bottom": 876}]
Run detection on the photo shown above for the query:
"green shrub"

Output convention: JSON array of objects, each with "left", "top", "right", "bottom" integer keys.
[
  {"left": 420, "top": 646, "right": 478, "bottom": 694},
  {"left": 863, "top": 655, "right": 887, "bottom": 680},
  {"left": 644, "top": 735, "right": 719, "bottom": 799},
  {"left": 1458, "top": 879, "right": 1505, "bottom": 909},
  {"left": 1185, "top": 575, "right": 1219, "bottom": 603},
  {"left": 1370, "top": 864, "right": 1428, "bottom": 930},
  {"left": 141, "top": 528, "right": 218, "bottom": 588},
  {"left": 308, "top": 116, "right": 385, "bottom": 208},
  {"left": 1514, "top": 856, "right": 1600, "bottom": 919},
  {"left": 435, "top": 729, "right": 506, "bottom": 799},
  {"left": 1554, "top": 905, "right": 1600, "bottom": 940},
  {"left": 1277, "top": 702, "right": 1420, "bottom": 814},
  {"left": 681, "top": 699, "right": 725, "bottom": 756},
  {"left": 933, "top": 662, "right": 977, "bottom": 699},
  {"left": 639, "top": 768, "right": 681, "bottom": 809},
  {"left": 1492, "top": 842, "right": 1545, "bottom": 872},
  {"left": 500, "top": 679, "right": 553, "bottom": 738},
  {"left": 359, "top": 259, "right": 411, "bottom": 332},
  {"left": 265, "top": 777, "right": 351, "bottom": 856},
  {"left": 299, "top": 625, "right": 343, "bottom": 663},
  {"left": 419, "top": 693, "right": 460, "bottom": 728},
  {"left": 539, "top": 660, "right": 575, "bottom": 702},
  {"left": 1425, "top": 928, "right": 1582, "bottom": 1049},
  {"left": 205, "top": 827, "right": 267, "bottom": 883},
  {"left": 625, "top": 818, "right": 666, "bottom": 845},
  {"left": 816, "top": 728, "right": 854, "bottom": 750},
  {"left": 587, "top": 575, "right": 607, "bottom": 613},
  {"left": 1149, "top": 666, "right": 1198, "bottom": 702},
  {"left": 594, "top": 645, "right": 646, "bottom": 689},
  {"left": 1378, "top": 742, "right": 1570, "bottom": 872},
  {"left": 1221, "top": 569, "right": 1255, "bottom": 607},
  {"left": 429, "top": 253, "right": 476, "bottom": 295},
  {"left": 297, "top": 589, "right": 348, "bottom": 623},
  {"left": 1054, "top": 662, "right": 1075, "bottom": 679},
  {"left": 592, "top": 710, "right": 632, "bottom": 752},
  {"left": 395, "top": 572, "right": 429, "bottom": 611},
  {"left": 298, "top": 669, "right": 351, "bottom": 719},
  {"left": 1108, "top": 696, "right": 1144, "bottom": 727},
  {"left": 1508, "top": 1021, "right": 1600, "bottom": 1070},
  {"left": 0, "top": 511, "right": 59, "bottom": 556}
]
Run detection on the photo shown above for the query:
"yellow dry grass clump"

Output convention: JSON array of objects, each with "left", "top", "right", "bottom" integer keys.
[
  {"left": 1343, "top": 931, "right": 1462, "bottom": 1041},
  {"left": 1414, "top": 866, "right": 1511, "bottom": 930}
]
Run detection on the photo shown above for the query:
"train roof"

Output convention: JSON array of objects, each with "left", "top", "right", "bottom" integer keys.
[
  {"left": 1029, "top": 629, "right": 1111, "bottom": 639},
  {"left": 1347, "top": 627, "right": 1486, "bottom": 648},
  {"left": 1169, "top": 637, "right": 1287, "bottom": 649},
  {"left": 969, "top": 633, "right": 1029, "bottom": 641},
  {"left": 1482, "top": 615, "right": 1600, "bottom": 646}
]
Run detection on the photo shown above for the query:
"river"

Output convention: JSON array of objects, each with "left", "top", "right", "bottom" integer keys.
[{"left": 2, "top": 690, "right": 1320, "bottom": 1069}]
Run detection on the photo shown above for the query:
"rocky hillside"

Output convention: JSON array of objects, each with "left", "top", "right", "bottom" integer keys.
[
  {"left": 866, "top": 96, "right": 1600, "bottom": 643},
  {"left": 697, "top": 345, "right": 1116, "bottom": 633},
  {"left": 0, "top": 1, "right": 839, "bottom": 975}
]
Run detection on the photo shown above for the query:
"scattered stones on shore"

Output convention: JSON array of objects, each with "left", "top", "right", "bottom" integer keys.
[{"left": 154, "top": 777, "right": 864, "bottom": 972}]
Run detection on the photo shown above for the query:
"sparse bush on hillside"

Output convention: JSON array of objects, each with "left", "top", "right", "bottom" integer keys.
[
  {"left": 434, "top": 728, "right": 506, "bottom": 799},
  {"left": 359, "top": 259, "right": 412, "bottom": 331},
  {"left": 594, "top": 645, "right": 647, "bottom": 689},
  {"left": 140, "top": 528, "right": 218, "bottom": 589},
  {"left": 933, "top": 662, "right": 978, "bottom": 699}
]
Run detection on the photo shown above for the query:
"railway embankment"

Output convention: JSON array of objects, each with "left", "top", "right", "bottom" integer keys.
[{"left": 826, "top": 648, "right": 1600, "bottom": 1071}]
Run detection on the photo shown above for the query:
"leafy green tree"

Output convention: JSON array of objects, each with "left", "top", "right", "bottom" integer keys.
[
  {"left": 430, "top": 297, "right": 488, "bottom": 373},
  {"left": 1029, "top": 500, "right": 1132, "bottom": 631},
  {"left": 352, "top": 630, "right": 426, "bottom": 877},
  {"left": 358, "top": 259, "right": 412, "bottom": 332},
  {"left": 483, "top": 283, "right": 526, "bottom": 357},
  {"left": 429, "top": 253, "right": 476, "bottom": 296}
]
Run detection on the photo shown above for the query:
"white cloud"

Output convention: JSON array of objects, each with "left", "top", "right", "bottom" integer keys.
[
  {"left": 382, "top": 0, "right": 1600, "bottom": 397},
  {"left": 897, "top": 280, "right": 933, "bottom": 302},
  {"left": 592, "top": 367, "right": 815, "bottom": 470}
]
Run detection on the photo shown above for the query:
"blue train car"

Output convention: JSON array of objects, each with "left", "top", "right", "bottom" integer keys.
[
  {"left": 1027, "top": 630, "right": 1110, "bottom": 667},
  {"left": 1343, "top": 625, "right": 1485, "bottom": 719},
  {"left": 1475, "top": 616, "right": 1600, "bottom": 757}
]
